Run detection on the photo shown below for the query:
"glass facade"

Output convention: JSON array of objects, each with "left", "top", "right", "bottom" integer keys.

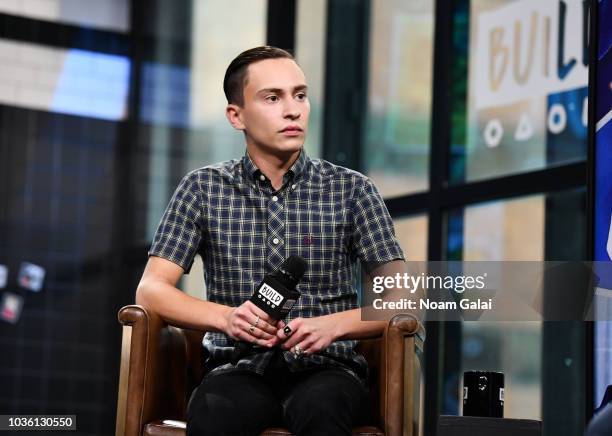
[
  {"left": 456, "top": 195, "right": 545, "bottom": 420},
  {"left": 444, "top": 188, "right": 588, "bottom": 432},
  {"left": 440, "top": 1, "right": 591, "bottom": 429},
  {"left": 144, "top": 1, "right": 267, "bottom": 299},
  {"left": 364, "top": 0, "right": 434, "bottom": 197},
  {"left": 451, "top": 0, "right": 589, "bottom": 184},
  {"left": 0, "top": 39, "right": 130, "bottom": 120},
  {"left": 394, "top": 214, "right": 428, "bottom": 262},
  {"left": 295, "top": 0, "right": 326, "bottom": 159},
  {"left": 0, "top": 0, "right": 130, "bottom": 32}
]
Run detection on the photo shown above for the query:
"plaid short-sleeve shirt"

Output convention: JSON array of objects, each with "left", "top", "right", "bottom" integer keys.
[{"left": 148, "top": 150, "right": 404, "bottom": 382}]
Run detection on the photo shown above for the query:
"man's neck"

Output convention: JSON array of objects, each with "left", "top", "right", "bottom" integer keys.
[{"left": 247, "top": 147, "right": 301, "bottom": 191}]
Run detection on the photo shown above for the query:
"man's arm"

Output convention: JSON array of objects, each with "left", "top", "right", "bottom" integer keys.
[{"left": 136, "top": 256, "right": 280, "bottom": 347}]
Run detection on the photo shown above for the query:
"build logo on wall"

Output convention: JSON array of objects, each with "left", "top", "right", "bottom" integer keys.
[{"left": 467, "top": 0, "right": 589, "bottom": 181}]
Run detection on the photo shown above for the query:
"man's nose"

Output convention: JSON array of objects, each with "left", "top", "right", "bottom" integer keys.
[{"left": 283, "top": 99, "right": 301, "bottom": 119}]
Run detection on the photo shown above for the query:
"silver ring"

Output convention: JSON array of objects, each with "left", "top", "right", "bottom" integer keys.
[
  {"left": 254, "top": 315, "right": 260, "bottom": 327},
  {"left": 249, "top": 325, "right": 255, "bottom": 335},
  {"left": 293, "top": 344, "right": 303, "bottom": 358}
]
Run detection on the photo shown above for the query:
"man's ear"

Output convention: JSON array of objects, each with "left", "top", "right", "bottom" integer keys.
[{"left": 226, "top": 104, "right": 245, "bottom": 130}]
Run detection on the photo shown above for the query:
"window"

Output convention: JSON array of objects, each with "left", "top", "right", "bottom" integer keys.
[
  {"left": 0, "top": 0, "right": 130, "bottom": 32},
  {"left": 365, "top": 0, "right": 434, "bottom": 197}
]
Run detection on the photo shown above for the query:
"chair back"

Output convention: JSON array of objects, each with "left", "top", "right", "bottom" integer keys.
[{"left": 182, "top": 329, "right": 206, "bottom": 410}]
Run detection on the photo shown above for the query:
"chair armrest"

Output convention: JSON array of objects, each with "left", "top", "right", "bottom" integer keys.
[
  {"left": 379, "top": 314, "right": 425, "bottom": 436},
  {"left": 116, "top": 305, "right": 189, "bottom": 436}
]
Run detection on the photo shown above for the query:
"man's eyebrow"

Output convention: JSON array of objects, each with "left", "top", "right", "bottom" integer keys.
[{"left": 256, "top": 85, "right": 308, "bottom": 95}]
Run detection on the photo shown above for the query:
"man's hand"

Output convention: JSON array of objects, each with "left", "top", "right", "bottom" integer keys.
[
  {"left": 224, "top": 301, "right": 281, "bottom": 348},
  {"left": 275, "top": 316, "right": 338, "bottom": 355}
]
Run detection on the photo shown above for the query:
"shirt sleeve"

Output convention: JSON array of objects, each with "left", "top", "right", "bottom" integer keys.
[
  {"left": 351, "top": 178, "right": 405, "bottom": 272},
  {"left": 148, "top": 171, "right": 204, "bottom": 274}
]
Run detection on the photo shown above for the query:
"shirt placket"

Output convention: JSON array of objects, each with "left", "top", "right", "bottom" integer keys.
[{"left": 266, "top": 188, "right": 286, "bottom": 272}]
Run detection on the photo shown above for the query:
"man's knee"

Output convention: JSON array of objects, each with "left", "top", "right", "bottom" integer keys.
[{"left": 187, "top": 391, "right": 242, "bottom": 435}]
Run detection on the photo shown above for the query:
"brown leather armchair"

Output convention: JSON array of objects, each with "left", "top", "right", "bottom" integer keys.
[{"left": 115, "top": 305, "right": 424, "bottom": 436}]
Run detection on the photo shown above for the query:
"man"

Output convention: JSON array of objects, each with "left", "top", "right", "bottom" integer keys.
[{"left": 137, "top": 46, "right": 405, "bottom": 435}]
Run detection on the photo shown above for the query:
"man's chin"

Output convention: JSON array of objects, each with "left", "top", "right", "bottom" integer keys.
[
  {"left": 248, "top": 139, "right": 305, "bottom": 160},
  {"left": 271, "top": 141, "right": 304, "bottom": 156}
]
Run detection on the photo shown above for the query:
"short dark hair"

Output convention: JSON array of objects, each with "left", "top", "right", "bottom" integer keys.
[{"left": 223, "top": 46, "right": 295, "bottom": 106}]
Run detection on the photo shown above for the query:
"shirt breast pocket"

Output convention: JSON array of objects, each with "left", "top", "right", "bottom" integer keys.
[{"left": 288, "top": 208, "right": 352, "bottom": 286}]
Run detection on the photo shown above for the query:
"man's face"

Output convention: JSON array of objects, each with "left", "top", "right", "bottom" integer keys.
[{"left": 228, "top": 58, "right": 310, "bottom": 157}]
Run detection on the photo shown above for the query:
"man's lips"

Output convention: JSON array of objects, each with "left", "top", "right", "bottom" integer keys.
[
  {"left": 280, "top": 126, "right": 303, "bottom": 133},
  {"left": 280, "top": 126, "right": 303, "bottom": 137}
]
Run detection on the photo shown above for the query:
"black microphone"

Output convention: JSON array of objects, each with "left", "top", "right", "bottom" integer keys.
[{"left": 231, "top": 255, "right": 307, "bottom": 364}]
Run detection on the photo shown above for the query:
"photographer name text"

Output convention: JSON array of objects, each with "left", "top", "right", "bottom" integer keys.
[{"left": 372, "top": 298, "right": 493, "bottom": 311}]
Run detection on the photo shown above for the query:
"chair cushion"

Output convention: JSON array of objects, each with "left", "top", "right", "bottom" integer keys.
[
  {"left": 144, "top": 421, "right": 384, "bottom": 436},
  {"left": 261, "top": 427, "right": 383, "bottom": 435},
  {"left": 144, "top": 420, "right": 186, "bottom": 436}
]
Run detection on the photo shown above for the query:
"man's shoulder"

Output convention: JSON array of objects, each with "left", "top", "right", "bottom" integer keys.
[
  {"left": 181, "top": 159, "right": 241, "bottom": 186},
  {"left": 309, "top": 158, "right": 373, "bottom": 189}
]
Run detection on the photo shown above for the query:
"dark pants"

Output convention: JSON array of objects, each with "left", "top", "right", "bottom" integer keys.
[{"left": 187, "top": 356, "right": 370, "bottom": 436}]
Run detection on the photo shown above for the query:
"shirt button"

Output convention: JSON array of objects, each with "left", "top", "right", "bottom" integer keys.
[
  {"left": 272, "top": 196, "right": 278, "bottom": 202},
  {"left": 291, "top": 184, "right": 296, "bottom": 190},
  {"left": 259, "top": 174, "right": 265, "bottom": 181},
  {"left": 272, "top": 238, "right": 280, "bottom": 245}
]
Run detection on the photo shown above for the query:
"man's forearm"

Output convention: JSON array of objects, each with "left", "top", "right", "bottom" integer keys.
[
  {"left": 326, "top": 308, "right": 387, "bottom": 341},
  {"left": 136, "top": 279, "right": 231, "bottom": 332},
  {"left": 324, "top": 260, "right": 424, "bottom": 341},
  {"left": 136, "top": 277, "right": 281, "bottom": 349}
]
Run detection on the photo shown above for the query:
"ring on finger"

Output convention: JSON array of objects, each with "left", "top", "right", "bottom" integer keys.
[
  {"left": 293, "top": 344, "right": 304, "bottom": 358},
  {"left": 249, "top": 324, "right": 255, "bottom": 335},
  {"left": 254, "top": 315, "right": 260, "bottom": 328}
]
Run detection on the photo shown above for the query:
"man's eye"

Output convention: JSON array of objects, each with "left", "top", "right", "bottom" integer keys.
[
  {"left": 296, "top": 93, "right": 307, "bottom": 101},
  {"left": 266, "top": 95, "right": 279, "bottom": 102}
]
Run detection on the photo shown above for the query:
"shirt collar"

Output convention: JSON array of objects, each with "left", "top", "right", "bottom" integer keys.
[
  {"left": 241, "top": 148, "right": 309, "bottom": 183},
  {"left": 241, "top": 151, "right": 260, "bottom": 181},
  {"left": 286, "top": 148, "right": 308, "bottom": 179}
]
